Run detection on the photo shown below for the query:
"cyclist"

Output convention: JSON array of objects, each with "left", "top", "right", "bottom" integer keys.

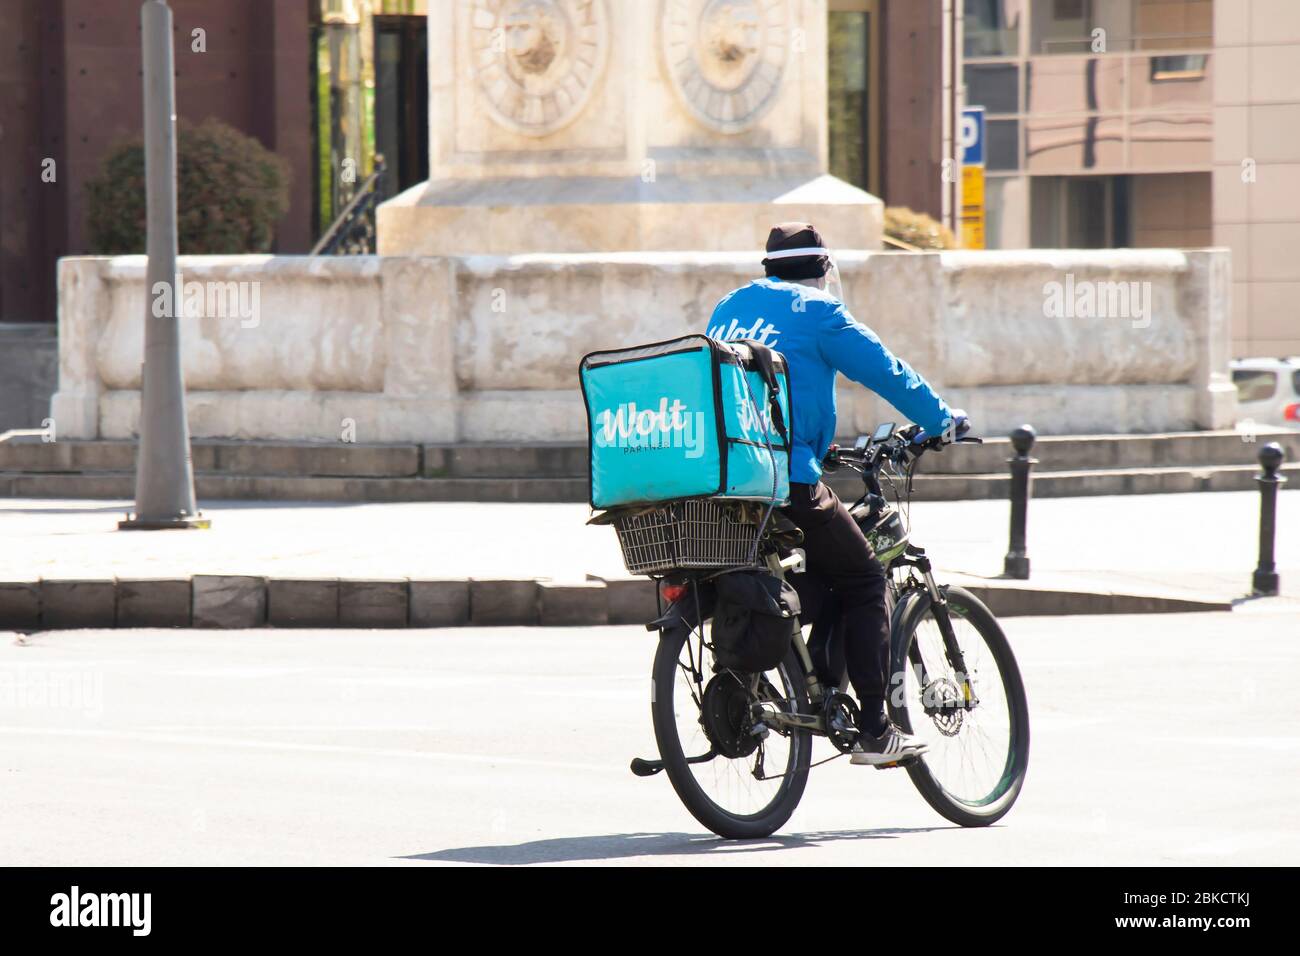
[{"left": 706, "top": 222, "right": 969, "bottom": 766}]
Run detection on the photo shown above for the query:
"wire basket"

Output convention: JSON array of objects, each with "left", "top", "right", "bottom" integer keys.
[{"left": 611, "top": 498, "right": 763, "bottom": 576}]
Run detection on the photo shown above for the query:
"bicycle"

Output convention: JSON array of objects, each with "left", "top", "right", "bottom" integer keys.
[{"left": 597, "top": 422, "right": 1030, "bottom": 839}]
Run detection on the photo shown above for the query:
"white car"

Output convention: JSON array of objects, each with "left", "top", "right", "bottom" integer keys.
[{"left": 1231, "top": 357, "right": 1300, "bottom": 430}]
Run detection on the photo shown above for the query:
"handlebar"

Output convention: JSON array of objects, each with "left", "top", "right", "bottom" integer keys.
[{"left": 823, "top": 429, "right": 982, "bottom": 473}]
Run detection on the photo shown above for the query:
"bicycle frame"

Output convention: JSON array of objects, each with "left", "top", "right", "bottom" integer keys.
[{"left": 658, "top": 430, "right": 986, "bottom": 750}]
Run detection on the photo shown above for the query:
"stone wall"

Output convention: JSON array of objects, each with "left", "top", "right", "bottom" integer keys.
[{"left": 51, "top": 248, "right": 1235, "bottom": 443}]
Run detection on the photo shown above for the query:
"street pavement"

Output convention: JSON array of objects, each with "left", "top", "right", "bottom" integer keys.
[
  {"left": 4, "top": 489, "right": 1299, "bottom": 604},
  {"left": 2, "top": 603, "right": 1297, "bottom": 866}
]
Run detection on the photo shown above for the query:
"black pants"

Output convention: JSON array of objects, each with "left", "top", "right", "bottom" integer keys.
[{"left": 782, "top": 481, "right": 890, "bottom": 728}]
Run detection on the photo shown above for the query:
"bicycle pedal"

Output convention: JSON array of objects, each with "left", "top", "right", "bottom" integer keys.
[{"left": 873, "top": 755, "right": 919, "bottom": 771}]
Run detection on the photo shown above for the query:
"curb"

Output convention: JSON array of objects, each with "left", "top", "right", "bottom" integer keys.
[
  {"left": 0, "top": 575, "right": 659, "bottom": 632},
  {"left": 952, "top": 584, "right": 1233, "bottom": 617},
  {"left": 0, "top": 573, "right": 1232, "bottom": 631}
]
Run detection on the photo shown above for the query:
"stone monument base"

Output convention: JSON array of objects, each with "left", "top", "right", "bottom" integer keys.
[
  {"left": 51, "top": 250, "right": 1234, "bottom": 444},
  {"left": 376, "top": 173, "right": 881, "bottom": 255}
]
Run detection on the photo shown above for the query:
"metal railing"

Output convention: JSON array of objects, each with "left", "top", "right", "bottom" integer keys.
[
  {"left": 0, "top": 428, "right": 52, "bottom": 445},
  {"left": 311, "top": 158, "right": 388, "bottom": 256}
]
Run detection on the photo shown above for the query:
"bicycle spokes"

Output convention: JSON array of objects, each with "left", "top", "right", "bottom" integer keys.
[
  {"left": 904, "top": 610, "right": 1015, "bottom": 806},
  {"left": 669, "top": 630, "right": 803, "bottom": 818}
]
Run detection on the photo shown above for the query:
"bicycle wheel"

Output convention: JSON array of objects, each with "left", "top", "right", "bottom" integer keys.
[
  {"left": 889, "top": 585, "right": 1029, "bottom": 827},
  {"left": 651, "top": 623, "right": 812, "bottom": 839}
]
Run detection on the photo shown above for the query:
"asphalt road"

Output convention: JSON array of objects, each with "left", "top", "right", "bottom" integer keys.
[{"left": 2, "top": 605, "right": 1297, "bottom": 866}]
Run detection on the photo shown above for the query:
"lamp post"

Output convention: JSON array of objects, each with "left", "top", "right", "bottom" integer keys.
[{"left": 120, "top": 0, "right": 208, "bottom": 531}]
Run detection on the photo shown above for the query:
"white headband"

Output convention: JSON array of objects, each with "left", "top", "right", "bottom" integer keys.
[{"left": 762, "top": 246, "right": 830, "bottom": 261}]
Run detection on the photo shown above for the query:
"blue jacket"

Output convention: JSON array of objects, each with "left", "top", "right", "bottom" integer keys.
[{"left": 707, "top": 278, "right": 953, "bottom": 484}]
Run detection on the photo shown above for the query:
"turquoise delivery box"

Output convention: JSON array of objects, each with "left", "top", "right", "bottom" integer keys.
[{"left": 579, "top": 335, "right": 791, "bottom": 509}]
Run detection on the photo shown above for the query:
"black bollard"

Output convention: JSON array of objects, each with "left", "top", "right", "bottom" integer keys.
[
  {"left": 1252, "top": 442, "right": 1287, "bottom": 596},
  {"left": 1004, "top": 425, "right": 1037, "bottom": 580}
]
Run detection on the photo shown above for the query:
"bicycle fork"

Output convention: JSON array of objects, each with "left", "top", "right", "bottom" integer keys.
[{"left": 907, "top": 549, "right": 980, "bottom": 712}]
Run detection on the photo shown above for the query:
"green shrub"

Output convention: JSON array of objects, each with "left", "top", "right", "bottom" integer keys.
[
  {"left": 85, "top": 118, "right": 290, "bottom": 254},
  {"left": 884, "top": 206, "right": 957, "bottom": 251}
]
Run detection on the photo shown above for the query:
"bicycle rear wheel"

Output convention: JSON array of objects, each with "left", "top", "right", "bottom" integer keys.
[
  {"left": 651, "top": 623, "right": 812, "bottom": 839},
  {"left": 889, "top": 585, "right": 1030, "bottom": 827}
]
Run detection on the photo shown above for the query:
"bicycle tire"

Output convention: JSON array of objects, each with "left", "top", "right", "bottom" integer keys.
[
  {"left": 651, "top": 624, "right": 813, "bottom": 839},
  {"left": 889, "top": 585, "right": 1030, "bottom": 827}
]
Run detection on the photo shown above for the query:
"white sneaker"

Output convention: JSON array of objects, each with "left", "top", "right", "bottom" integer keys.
[{"left": 849, "top": 721, "right": 929, "bottom": 767}]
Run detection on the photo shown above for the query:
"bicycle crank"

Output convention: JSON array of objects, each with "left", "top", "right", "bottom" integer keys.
[{"left": 822, "top": 692, "right": 861, "bottom": 754}]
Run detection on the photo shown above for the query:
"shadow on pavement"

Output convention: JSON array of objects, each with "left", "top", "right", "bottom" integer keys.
[{"left": 399, "top": 826, "right": 961, "bottom": 865}]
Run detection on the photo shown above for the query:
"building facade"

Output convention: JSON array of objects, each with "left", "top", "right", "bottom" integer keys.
[
  {"left": 0, "top": 0, "right": 427, "bottom": 327},
  {"left": 1211, "top": 0, "right": 1300, "bottom": 360},
  {"left": 959, "top": 0, "right": 1214, "bottom": 251},
  {"left": 956, "top": 0, "right": 1298, "bottom": 356},
  {"left": 1, "top": 0, "right": 1292, "bottom": 360},
  {"left": 0, "top": 0, "right": 315, "bottom": 327}
]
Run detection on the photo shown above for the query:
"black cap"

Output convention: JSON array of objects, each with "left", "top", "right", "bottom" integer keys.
[{"left": 762, "top": 222, "right": 829, "bottom": 280}]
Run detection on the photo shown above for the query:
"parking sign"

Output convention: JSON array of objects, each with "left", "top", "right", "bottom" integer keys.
[{"left": 960, "top": 107, "right": 986, "bottom": 249}]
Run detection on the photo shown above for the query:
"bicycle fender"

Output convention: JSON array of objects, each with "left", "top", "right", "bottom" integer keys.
[
  {"left": 888, "top": 587, "right": 931, "bottom": 676},
  {"left": 888, "top": 584, "right": 999, "bottom": 675},
  {"left": 646, "top": 604, "right": 693, "bottom": 633},
  {"left": 645, "top": 580, "right": 716, "bottom": 633}
]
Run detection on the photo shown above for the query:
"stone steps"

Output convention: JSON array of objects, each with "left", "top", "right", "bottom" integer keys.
[
  {"left": 0, "top": 432, "right": 1296, "bottom": 502},
  {"left": 0, "top": 472, "right": 589, "bottom": 503}
]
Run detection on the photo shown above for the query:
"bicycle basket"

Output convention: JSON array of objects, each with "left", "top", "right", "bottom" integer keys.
[{"left": 611, "top": 498, "right": 763, "bottom": 576}]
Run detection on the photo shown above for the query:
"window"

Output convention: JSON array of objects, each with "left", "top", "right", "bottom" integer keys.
[
  {"left": 986, "top": 119, "right": 1020, "bottom": 171},
  {"left": 1150, "top": 54, "right": 1208, "bottom": 81},
  {"left": 1031, "top": 0, "right": 1095, "bottom": 54},
  {"left": 964, "top": 0, "right": 1023, "bottom": 57},
  {"left": 828, "top": 8, "right": 874, "bottom": 193},
  {"left": 965, "top": 63, "right": 1020, "bottom": 114},
  {"left": 1030, "top": 175, "right": 1130, "bottom": 247},
  {"left": 1232, "top": 370, "right": 1278, "bottom": 403}
]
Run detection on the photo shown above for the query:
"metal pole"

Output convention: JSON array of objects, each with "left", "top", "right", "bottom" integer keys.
[
  {"left": 1252, "top": 442, "right": 1286, "bottom": 596},
  {"left": 1003, "top": 424, "right": 1036, "bottom": 579},
  {"left": 120, "top": 0, "right": 208, "bottom": 531}
]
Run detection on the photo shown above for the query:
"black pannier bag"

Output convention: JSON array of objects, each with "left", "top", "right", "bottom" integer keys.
[{"left": 710, "top": 569, "right": 802, "bottom": 672}]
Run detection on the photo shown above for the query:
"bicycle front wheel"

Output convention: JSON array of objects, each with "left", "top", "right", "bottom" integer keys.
[
  {"left": 651, "top": 623, "right": 812, "bottom": 839},
  {"left": 889, "top": 585, "right": 1030, "bottom": 827}
]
